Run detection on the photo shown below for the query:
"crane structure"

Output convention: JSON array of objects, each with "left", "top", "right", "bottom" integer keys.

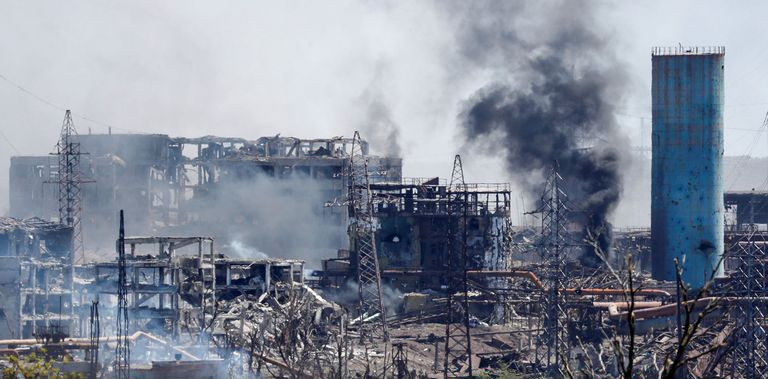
[
  {"left": 348, "top": 131, "right": 388, "bottom": 341},
  {"left": 443, "top": 154, "right": 473, "bottom": 378}
]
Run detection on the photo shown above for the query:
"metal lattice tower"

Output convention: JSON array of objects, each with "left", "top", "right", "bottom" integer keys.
[
  {"left": 443, "top": 154, "right": 473, "bottom": 378},
  {"left": 88, "top": 300, "right": 100, "bottom": 379},
  {"left": 115, "top": 210, "right": 130, "bottom": 379},
  {"left": 349, "top": 131, "right": 388, "bottom": 341},
  {"left": 55, "top": 110, "right": 88, "bottom": 264},
  {"left": 727, "top": 228, "right": 768, "bottom": 378},
  {"left": 536, "top": 167, "right": 570, "bottom": 374},
  {"left": 393, "top": 342, "right": 411, "bottom": 379}
]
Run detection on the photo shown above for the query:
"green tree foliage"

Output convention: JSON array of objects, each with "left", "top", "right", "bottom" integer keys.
[{"left": 2, "top": 350, "right": 85, "bottom": 379}]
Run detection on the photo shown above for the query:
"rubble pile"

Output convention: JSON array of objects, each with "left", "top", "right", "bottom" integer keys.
[{"left": 211, "top": 284, "right": 350, "bottom": 378}]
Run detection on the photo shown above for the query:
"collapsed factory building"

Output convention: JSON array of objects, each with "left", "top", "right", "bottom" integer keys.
[
  {"left": 10, "top": 134, "right": 401, "bottom": 262},
  {"left": 2, "top": 46, "right": 768, "bottom": 379}
]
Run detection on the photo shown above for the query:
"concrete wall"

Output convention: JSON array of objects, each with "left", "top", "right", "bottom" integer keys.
[{"left": 0, "top": 257, "right": 21, "bottom": 339}]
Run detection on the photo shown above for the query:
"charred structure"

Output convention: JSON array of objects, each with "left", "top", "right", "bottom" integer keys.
[
  {"left": 10, "top": 134, "right": 402, "bottom": 263},
  {"left": 2, "top": 118, "right": 768, "bottom": 378},
  {"left": 0, "top": 34, "right": 765, "bottom": 378},
  {"left": 321, "top": 177, "right": 511, "bottom": 293},
  {"left": 0, "top": 217, "right": 74, "bottom": 339}
]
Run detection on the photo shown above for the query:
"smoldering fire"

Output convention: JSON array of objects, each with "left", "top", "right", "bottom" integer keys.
[{"left": 452, "top": 1, "right": 628, "bottom": 263}]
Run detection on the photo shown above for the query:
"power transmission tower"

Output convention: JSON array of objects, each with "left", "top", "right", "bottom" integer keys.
[
  {"left": 443, "top": 154, "right": 473, "bottom": 378},
  {"left": 88, "top": 300, "right": 100, "bottom": 379},
  {"left": 535, "top": 166, "right": 571, "bottom": 375},
  {"left": 115, "top": 210, "right": 130, "bottom": 379},
  {"left": 348, "top": 131, "right": 388, "bottom": 341},
  {"left": 392, "top": 342, "right": 411, "bottom": 379},
  {"left": 53, "top": 110, "right": 92, "bottom": 265},
  {"left": 727, "top": 228, "right": 768, "bottom": 378}
]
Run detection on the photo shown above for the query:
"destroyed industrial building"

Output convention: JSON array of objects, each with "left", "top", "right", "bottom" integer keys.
[{"left": 2, "top": 44, "right": 768, "bottom": 379}]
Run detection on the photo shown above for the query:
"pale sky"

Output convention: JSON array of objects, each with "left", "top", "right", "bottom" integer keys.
[{"left": 1, "top": 1, "right": 767, "bottom": 226}]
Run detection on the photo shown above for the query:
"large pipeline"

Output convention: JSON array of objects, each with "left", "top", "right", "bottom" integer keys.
[
  {"left": 0, "top": 331, "right": 199, "bottom": 361},
  {"left": 0, "top": 331, "right": 313, "bottom": 378},
  {"left": 382, "top": 269, "right": 671, "bottom": 297},
  {"left": 601, "top": 297, "right": 768, "bottom": 320}
]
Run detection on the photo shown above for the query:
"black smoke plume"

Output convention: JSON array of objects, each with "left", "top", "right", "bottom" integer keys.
[{"left": 449, "top": 1, "right": 627, "bottom": 264}]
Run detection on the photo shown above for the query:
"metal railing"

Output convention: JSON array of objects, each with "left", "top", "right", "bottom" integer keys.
[{"left": 652, "top": 46, "right": 725, "bottom": 56}]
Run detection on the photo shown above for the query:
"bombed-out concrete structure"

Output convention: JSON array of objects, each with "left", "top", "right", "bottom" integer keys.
[
  {"left": 4, "top": 45, "right": 768, "bottom": 378},
  {"left": 10, "top": 134, "right": 402, "bottom": 261},
  {"left": 322, "top": 177, "right": 512, "bottom": 293},
  {"left": 0, "top": 217, "right": 75, "bottom": 339}
]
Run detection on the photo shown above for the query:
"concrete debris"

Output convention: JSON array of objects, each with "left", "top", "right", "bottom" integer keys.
[{"left": 0, "top": 129, "right": 765, "bottom": 378}]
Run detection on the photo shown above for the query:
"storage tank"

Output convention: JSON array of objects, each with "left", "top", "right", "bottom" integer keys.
[{"left": 651, "top": 46, "right": 725, "bottom": 287}]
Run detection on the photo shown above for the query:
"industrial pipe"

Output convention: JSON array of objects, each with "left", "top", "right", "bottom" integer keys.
[
  {"left": 568, "top": 288, "right": 671, "bottom": 297},
  {"left": 606, "top": 297, "right": 768, "bottom": 320},
  {"left": 0, "top": 334, "right": 312, "bottom": 379},
  {"left": 592, "top": 301, "right": 663, "bottom": 310},
  {"left": 0, "top": 331, "right": 199, "bottom": 361},
  {"left": 466, "top": 270, "right": 545, "bottom": 290},
  {"left": 592, "top": 301, "right": 664, "bottom": 317},
  {"left": 465, "top": 270, "right": 671, "bottom": 297},
  {"left": 384, "top": 269, "right": 671, "bottom": 297}
]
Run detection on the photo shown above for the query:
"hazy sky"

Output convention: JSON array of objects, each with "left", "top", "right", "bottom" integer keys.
[{"left": 1, "top": 1, "right": 767, "bottom": 225}]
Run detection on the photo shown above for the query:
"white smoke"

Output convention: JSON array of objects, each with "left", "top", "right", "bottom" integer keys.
[{"left": 226, "top": 239, "right": 269, "bottom": 260}]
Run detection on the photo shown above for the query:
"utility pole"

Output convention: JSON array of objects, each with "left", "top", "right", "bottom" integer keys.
[
  {"left": 443, "top": 154, "right": 473, "bottom": 378},
  {"left": 349, "top": 131, "right": 388, "bottom": 341}
]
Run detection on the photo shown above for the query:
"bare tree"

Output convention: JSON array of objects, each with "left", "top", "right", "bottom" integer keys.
[{"left": 564, "top": 235, "right": 732, "bottom": 379}]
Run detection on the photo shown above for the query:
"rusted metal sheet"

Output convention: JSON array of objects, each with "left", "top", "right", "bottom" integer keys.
[{"left": 651, "top": 47, "right": 725, "bottom": 287}]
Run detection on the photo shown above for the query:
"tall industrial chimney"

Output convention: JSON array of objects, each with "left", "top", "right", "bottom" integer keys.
[{"left": 651, "top": 46, "right": 725, "bottom": 288}]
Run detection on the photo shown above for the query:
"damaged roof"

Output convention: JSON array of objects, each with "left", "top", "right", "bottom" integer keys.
[{"left": 0, "top": 217, "right": 72, "bottom": 235}]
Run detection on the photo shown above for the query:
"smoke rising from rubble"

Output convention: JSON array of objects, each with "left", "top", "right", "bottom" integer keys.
[
  {"left": 449, "top": 1, "right": 628, "bottom": 263},
  {"left": 183, "top": 174, "right": 343, "bottom": 267},
  {"left": 227, "top": 240, "right": 269, "bottom": 260},
  {"left": 360, "top": 94, "right": 402, "bottom": 158},
  {"left": 357, "top": 64, "right": 402, "bottom": 158},
  {"left": 324, "top": 281, "right": 403, "bottom": 317}
]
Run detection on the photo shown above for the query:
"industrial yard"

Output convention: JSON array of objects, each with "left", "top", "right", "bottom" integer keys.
[{"left": 2, "top": 2, "right": 768, "bottom": 379}]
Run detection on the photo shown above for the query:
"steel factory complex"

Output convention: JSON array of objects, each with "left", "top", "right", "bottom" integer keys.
[{"left": 2, "top": 46, "right": 767, "bottom": 379}]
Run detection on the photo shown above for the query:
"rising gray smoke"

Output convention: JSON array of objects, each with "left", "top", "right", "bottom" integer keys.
[
  {"left": 447, "top": 1, "right": 628, "bottom": 263},
  {"left": 357, "top": 63, "right": 402, "bottom": 158},
  {"left": 360, "top": 94, "right": 402, "bottom": 158},
  {"left": 180, "top": 174, "right": 344, "bottom": 268}
]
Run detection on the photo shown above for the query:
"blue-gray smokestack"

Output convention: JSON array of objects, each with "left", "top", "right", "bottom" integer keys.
[{"left": 651, "top": 46, "right": 725, "bottom": 287}]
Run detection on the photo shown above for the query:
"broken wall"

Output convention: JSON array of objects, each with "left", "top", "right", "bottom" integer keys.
[{"left": 0, "top": 257, "right": 20, "bottom": 339}]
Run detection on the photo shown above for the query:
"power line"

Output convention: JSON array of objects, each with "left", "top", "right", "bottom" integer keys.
[
  {"left": 726, "top": 111, "right": 768, "bottom": 191},
  {"left": 0, "top": 72, "right": 66, "bottom": 112},
  {"left": 0, "top": 130, "right": 20, "bottom": 154},
  {"left": 0, "top": 71, "right": 141, "bottom": 133}
]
